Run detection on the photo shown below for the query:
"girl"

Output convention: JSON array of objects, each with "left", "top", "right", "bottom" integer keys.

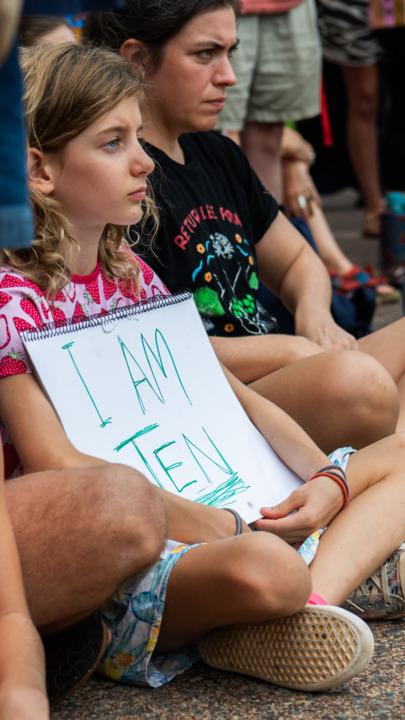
[
  {"left": 86, "top": 0, "right": 405, "bottom": 451},
  {"left": 1, "top": 42, "right": 405, "bottom": 695}
]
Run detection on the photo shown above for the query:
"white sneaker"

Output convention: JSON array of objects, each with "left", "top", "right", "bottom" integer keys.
[{"left": 198, "top": 605, "right": 374, "bottom": 692}]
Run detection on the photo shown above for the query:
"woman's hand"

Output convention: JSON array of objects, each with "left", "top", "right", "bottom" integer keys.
[
  {"left": 253, "top": 477, "right": 344, "bottom": 544},
  {"left": 283, "top": 160, "right": 321, "bottom": 220},
  {"left": 295, "top": 309, "right": 358, "bottom": 351},
  {"left": 281, "top": 127, "right": 315, "bottom": 165}
]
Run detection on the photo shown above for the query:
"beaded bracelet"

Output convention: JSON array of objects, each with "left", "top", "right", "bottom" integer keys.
[
  {"left": 309, "top": 469, "right": 349, "bottom": 507},
  {"left": 223, "top": 508, "right": 244, "bottom": 535}
]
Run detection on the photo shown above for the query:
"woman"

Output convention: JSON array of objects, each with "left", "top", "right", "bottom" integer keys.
[{"left": 85, "top": 0, "right": 405, "bottom": 454}]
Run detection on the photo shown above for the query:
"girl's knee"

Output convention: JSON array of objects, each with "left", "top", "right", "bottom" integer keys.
[{"left": 225, "top": 533, "right": 311, "bottom": 618}]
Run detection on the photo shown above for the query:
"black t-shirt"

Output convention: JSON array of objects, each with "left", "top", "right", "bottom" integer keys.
[{"left": 139, "top": 132, "right": 279, "bottom": 336}]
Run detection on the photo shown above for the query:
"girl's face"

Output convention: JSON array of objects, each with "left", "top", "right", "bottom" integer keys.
[
  {"left": 44, "top": 96, "right": 154, "bottom": 231},
  {"left": 146, "top": 6, "right": 238, "bottom": 136}
]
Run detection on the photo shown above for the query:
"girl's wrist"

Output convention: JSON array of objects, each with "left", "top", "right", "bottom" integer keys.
[
  {"left": 308, "top": 465, "right": 349, "bottom": 508},
  {"left": 222, "top": 508, "right": 251, "bottom": 536}
]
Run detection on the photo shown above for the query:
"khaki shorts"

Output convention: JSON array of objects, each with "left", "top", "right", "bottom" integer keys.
[{"left": 220, "top": 0, "right": 321, "bottom": 128}]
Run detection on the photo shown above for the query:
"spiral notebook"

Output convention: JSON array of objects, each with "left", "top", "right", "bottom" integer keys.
[{"left": 21, "top": 292, "right": 301, "bottom": 522}]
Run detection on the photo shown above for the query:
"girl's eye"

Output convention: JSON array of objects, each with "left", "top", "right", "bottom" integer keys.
[{"left": 104, "top": 137, "right": 122, "bottom": 151}]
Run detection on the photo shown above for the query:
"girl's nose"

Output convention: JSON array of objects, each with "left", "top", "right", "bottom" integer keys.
[{"left": 131, "top": 145, "right": 155, "bottom": 176}]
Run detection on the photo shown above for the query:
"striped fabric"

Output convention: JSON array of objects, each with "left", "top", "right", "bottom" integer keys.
[{"left": 317, "top": 0, "right": 382, "bottom": 65}]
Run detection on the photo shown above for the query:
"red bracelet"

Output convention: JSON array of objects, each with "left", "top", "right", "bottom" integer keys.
[
  {"left": 310, "top": 465, "right": 349, "bottom": 497},
  {"left": 309, "top": 471, "right": 349, "bottom": 508}
]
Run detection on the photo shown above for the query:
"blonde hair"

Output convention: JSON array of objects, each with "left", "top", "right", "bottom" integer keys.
[{"left": 2, "top": 43, "right": 157, "bottom": 297}]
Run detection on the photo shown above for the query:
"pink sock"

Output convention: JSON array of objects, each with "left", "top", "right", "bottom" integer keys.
[{"left": 307, "top": 592, "right": 328, "bottom": 606}]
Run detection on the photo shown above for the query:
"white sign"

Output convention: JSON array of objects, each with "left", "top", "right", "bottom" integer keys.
[{"left": 22, "top": 294, "right": 301, "bottom": 523}]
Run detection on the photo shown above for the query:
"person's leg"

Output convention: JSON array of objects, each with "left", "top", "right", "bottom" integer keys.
[
  {"left": 155, "top": 524, "right": 373, "bottom": 692},
  {"left": 342, "top": 64, "right": 384, "bottom": 228},
  {"left": 156, "top": 532, "right": 310, "bottom": 652},
  {"left": 241, "top": 121, "right": 284, "bottom": 201},
  {"left": 310, "top": 434, "right": 405, "bottom": 604},
  {"left": 6, "top": 463, "right": 165, "bottom": 629},
  {"left": 250, "top": 349, "right": 399, "bottom": 452},
  {"left": 307, "top": 203, "right": 355, "bottom": 275},
  {"left": 358, "top": 317, "right": 405, "bottom": 432}
]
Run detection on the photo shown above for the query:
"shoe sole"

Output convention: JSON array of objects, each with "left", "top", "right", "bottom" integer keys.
[{"left": 198, "top": 605, "right": 374, "bottom": 692}]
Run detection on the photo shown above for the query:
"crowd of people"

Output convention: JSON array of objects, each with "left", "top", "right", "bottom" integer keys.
[{"left": 0, "top": 2, "right": 404, "bottom": 718}]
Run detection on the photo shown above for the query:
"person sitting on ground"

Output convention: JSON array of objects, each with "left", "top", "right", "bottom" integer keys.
[
  {"left": 2, "top": 41, "right": 405, "bottom": 695},
  {"left": 85, "top": 0, "right": 405, "bottom": 451}
]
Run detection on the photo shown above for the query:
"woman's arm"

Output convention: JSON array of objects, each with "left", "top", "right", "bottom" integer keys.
[
  {"left": 0, "top": 452, "right": 49, "bottom": 720},
  {"left": 256, "top": 212, "right": 357, "bottom": 350}
]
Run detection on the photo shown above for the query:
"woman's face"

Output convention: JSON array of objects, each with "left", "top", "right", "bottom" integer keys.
[{"left": 146, "top": 6, "right": 238, "bottom": 136}]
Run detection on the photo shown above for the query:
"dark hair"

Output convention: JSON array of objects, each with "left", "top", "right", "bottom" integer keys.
[
  {"left": 19, "top": 15, "right": 72, "bottom": 47},
  {"left": 84, "top": 0, "right": 241, "bottom": 68}
]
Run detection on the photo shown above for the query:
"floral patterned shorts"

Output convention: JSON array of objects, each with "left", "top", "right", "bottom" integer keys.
[{"left": 97, "top": 447, "right": 355, "bottom": 688}]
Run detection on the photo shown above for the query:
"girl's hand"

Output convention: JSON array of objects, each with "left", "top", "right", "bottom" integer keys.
[{"left": 253, "top": 477, "right": 344, "bottom": 544}]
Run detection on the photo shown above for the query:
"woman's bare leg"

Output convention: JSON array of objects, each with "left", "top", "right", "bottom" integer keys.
[
  {"left": 359, "top": 317, "right": 405, "bottom": 432},
  {"left": 250, "top": 349, "right": 399, "bottom": 452},
  {"left": 310, "top": 434, "right": 405, "bottom": 604},
  {"left": 307, "top": 204, "right": 353, "bottom": 275},
  {"left": 156, "top": 532, "right": 310, "bottom": 652}
]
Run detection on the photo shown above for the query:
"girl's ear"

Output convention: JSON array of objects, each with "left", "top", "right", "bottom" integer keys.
[
  {"left": 28, "top": 148, "right": 55, "bottom": 195},
  {"left": 119, "top": 38, "right": 147, "bottom": 68}
]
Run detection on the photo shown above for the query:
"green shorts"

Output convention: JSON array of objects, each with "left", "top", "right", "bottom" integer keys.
[{"left": 220, "top": 0, "right": 321, "bottom": 128}]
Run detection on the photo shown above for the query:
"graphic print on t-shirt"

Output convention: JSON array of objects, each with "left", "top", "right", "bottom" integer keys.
[
  {"left": 142, "top": 133, "right": 280, "bottom": 338},
  {"left": 184, "top": 221, "right": 277, "bottom": 336}
]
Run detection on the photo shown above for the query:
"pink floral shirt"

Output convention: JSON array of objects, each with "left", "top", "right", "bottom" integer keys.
[{"left": 0, "top": 254, "right": 168, "bottom": 477}]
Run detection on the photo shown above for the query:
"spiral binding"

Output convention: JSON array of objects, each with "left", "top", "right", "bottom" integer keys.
[{"left": 21, "top": 291, "right": 192, "bottom": 343}]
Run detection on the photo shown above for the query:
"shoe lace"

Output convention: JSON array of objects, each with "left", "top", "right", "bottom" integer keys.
[{"left": 346, "top": 556, "right": 405, "bottom": 614}]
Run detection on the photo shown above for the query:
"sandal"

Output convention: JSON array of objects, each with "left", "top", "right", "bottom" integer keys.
[
  {"left": 330, "top": 265, "right": 380, "bottom": 293},
  {"left": 365, "top": 264, "right": 401, "bottom": 304},
  {"left": 363, "top": 210, "right": 382, "bottom": 238},
  {"left": 43, "top": 614, "right": 111, "bottom": 702}
]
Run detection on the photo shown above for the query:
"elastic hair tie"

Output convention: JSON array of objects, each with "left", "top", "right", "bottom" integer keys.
[
  {"left": 223, "top": 508, "right": 244, "bottom": 535},
  {"left": 316, "top": 464, "right": 347, "bottom": 478},
  {"left": 309, "top": 470, "right": 349, "bottom": 508}
]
